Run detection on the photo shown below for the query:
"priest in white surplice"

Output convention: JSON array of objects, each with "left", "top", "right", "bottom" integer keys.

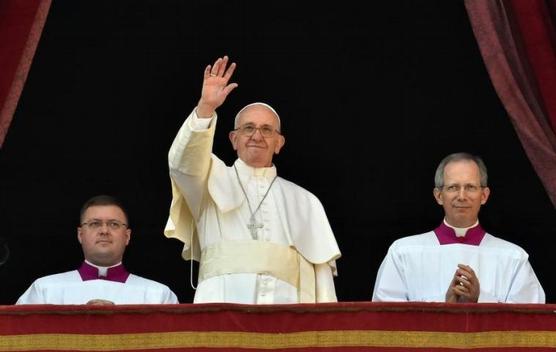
[
  {"left": 17, "top": 195, "right": 179, "bottom": 305},
  {"left": 164, "top": 56, "right": 341, "bottom": 304},
  {"left": 373, "top": 153, "right": 545, "bottom": 303}
]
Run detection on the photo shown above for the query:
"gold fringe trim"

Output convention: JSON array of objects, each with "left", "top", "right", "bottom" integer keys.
[{"left": 2, "top": 330, "right": 556, "bottom": 350}]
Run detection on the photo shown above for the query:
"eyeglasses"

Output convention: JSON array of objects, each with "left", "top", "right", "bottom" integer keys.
[
  {"left": 81, "top": 219, "right": 127, "bottom": 231},
  {"left": 441, "top": 184, "right": 484, "bottom": 193},
  {"left": 234, "top": 124, "right": 279, "bottom": 138}
]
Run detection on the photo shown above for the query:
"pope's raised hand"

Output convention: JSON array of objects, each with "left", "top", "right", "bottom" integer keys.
[{"left": 196, "top": 56, "right": 238, "bottom": 118}]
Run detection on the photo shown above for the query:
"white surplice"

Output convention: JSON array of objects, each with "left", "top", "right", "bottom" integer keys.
[
  {"left": 16, "top": 271, "right": 179, "bottom": 304},
  {"left": 372, "top": 231, "right": 545, "bottom": 303},
  {"left": 165, "top": 109, "right": 341, "bottom": 304}
]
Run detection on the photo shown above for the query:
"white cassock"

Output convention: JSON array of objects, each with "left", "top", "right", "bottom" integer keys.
[
  {"left": 16, "top": 271, "right": 179, "bottom": 304},
  {"left": 372, "top": 228, "right": 545, "bottom": 303},
  {"left": 164, "top": 109, "right": 341, "bottom": 304}
]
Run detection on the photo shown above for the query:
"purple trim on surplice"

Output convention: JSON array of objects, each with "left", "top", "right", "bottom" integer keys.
[
  {"left": 77, "top": 261, "right": 130, "bottom": 283},
  {"left": 434, "top": 221, "right": 485, "bottom": 246}
]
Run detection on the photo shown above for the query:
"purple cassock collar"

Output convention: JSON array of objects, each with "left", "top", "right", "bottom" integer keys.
[
  {"left": 78, "top": 261, "right": 130, "bottom": 283},
  {"left": 434, "top": 221, "right": 486, "bottom": 246}
]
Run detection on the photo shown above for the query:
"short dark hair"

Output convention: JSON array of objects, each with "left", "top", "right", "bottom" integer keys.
[{"left": 79, "top": 195, "right": 129, "bottom": 224}]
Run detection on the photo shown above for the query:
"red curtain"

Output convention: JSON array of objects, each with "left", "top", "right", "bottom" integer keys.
[
  {"left": 464, "top": 0, "right": 556, "bottom": 207},
  {"left": 0, "top": 0, "right": 51, "bottom": 148}
]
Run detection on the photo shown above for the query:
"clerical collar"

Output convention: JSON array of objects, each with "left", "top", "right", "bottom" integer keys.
[
  {"left": 434, "top": 220, "right": 485, "bottom": 246},
  {"left": 234, "top": 158, "right": 277, "bottom": 179},
  {"left": 78, "top": 261, "right": 130, "bottom": 283}
]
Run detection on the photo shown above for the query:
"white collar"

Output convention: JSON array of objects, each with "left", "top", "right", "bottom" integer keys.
[
  {"left": 234, "top": 158, "right": 277, "bottom": 180},
  {"left": 84, "top": 260, "right": 122, "bottom": 277},
  {"left": 443, "top": 219, "right": 479, "bottom": 237}
]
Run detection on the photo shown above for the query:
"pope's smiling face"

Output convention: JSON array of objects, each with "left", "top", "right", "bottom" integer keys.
[{"left": 229, "top": 104, "right": 285, "bottom": 168}]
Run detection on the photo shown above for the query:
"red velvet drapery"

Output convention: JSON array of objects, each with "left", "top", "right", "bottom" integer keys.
[
  {"left": 2, "top": 302, "right": 556, "bottom": 351},
  {"left": 0, "top": 0, "right": 51, "bottom": 148},
  {"left": 464, "top": 0, "right": 556, "bottom": 207}
]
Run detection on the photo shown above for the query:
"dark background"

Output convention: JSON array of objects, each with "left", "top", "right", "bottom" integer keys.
[{"left": 1, "top": 1, "right": 555, "bottom": 304}]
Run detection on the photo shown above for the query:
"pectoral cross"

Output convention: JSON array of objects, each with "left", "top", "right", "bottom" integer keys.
[{"left": 247, "top": 216, "right": 263, "bottom": 240}]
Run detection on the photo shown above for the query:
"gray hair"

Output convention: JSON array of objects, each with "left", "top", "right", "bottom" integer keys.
[
  {"left": 434, "top": 152, "right": 488, "bottom": 188},
  {"left": 234, "top": 102, "right": 281, "bottom": 132}
]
